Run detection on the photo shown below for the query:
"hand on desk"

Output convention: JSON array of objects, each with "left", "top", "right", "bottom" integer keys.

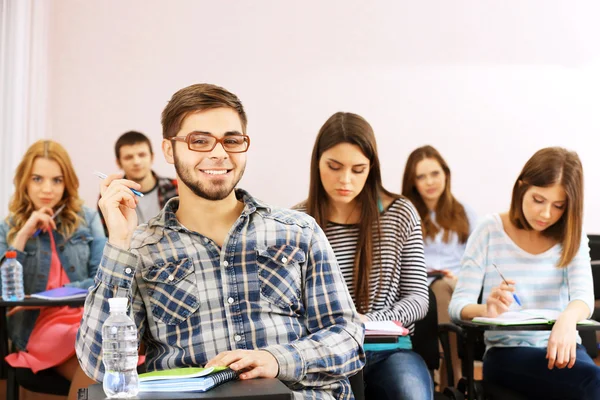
[
  {"left": 546, "top": 315, "right": 578, "bottom": 370},
  {"left": 205, "top": 349, "right": 279, "bottom": 380},
  {"left": 485, "top": 280, "right": 516, "bottom": 318}
]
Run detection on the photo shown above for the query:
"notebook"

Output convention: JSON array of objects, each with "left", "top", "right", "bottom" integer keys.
[
  {"left": 364, "top": 320, "right": 410, "bottom": 336},
  {"left": 30, "top": 287, "right": 89, "bottom": 300},
  {"left": 138, "top": 367, "right": 238, "bottom": 392},
  {"left": 472, "top": 309, "right": 600, "bottom": 326}
]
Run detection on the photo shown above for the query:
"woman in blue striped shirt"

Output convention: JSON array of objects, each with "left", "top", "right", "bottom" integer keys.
[
  {"left": 296, "top": 112, "right": 433, "bottom": 400},
  {"left": 449, "top": 147, "right": 600, "bottom": 399}
]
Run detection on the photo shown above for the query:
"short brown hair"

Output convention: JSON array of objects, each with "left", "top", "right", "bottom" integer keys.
[
  {"left": 161, "top": 83, "right": 247, "bottom": 139},
  {"left": 115, "top": 131, "right": 153, "bottom": 160},
  {"left": 509, "top": 147, "right": 584, "bottom": 267}
]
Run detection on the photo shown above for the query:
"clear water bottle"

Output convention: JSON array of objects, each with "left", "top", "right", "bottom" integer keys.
[
  {"left": 1, "top": 251, "right": 25, "bottom": 301},
  {"left": 102, "top": 297, "right": 139, "bottom": 398}
]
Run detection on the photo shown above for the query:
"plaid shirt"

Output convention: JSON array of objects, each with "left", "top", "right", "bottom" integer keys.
[
  {"left": 97, "top": 171, "right": 178, "bottom": 236},
  {"left": 76, "top": 189, "right": 365, "bottom": 400}
]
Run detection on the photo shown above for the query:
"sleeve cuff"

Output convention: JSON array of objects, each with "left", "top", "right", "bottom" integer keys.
[
  {"left": 96, "top": 243, "right": 138, "bottom": 289},
  {"left": 262, "top": 343, "right": 305, "bottom": 382}
]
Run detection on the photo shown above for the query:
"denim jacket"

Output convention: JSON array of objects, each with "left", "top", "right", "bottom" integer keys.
[{"left": 0, "top": 206, "right": 106, "bottom": 349}]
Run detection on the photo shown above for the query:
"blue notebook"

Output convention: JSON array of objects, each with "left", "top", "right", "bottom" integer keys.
[
  {"left": 30, "top": 287, "right": 88, "bottom": 300},
  {"left": 139, "top": 368, "right": 238, "bottom": 393}
]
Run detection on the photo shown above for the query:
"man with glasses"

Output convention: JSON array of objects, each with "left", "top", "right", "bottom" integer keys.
[{"left": 76, "top": 83, "right": 365, "bottom": 399}]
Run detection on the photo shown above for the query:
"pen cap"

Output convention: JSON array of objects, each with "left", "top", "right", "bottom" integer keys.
[{"left": 108, "top": 297, "right": 128, "bottom": 313}]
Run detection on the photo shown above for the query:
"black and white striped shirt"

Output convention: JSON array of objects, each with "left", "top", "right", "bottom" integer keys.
[{"left": 296, "top": 197, "right": 429, "bottom": 334}]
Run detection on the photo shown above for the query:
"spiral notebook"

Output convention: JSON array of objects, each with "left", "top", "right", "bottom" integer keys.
[{"left": 138, "top": 367, "right": 238, "bottom": 392}]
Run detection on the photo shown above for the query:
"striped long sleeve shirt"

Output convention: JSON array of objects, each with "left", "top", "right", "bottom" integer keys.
[
  {"left": 296, "top": 197, "right": 429, "bottom": 334},
  {"left": 76, "top": 189, "right": 365, "bottom": 400},
  {"left": 449, "top": 213, "right": 594, "bottom": 349}
]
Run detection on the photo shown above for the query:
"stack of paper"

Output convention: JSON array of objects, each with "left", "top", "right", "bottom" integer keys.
[
  {"left": 138, "top": 367, "right": 238, "bottom": 393},
  {"left": 364, "top": 320, "right": 409, "bottom": 336},
  {"left": 472, "top": 309, "right": 600, "bottom": 326}
]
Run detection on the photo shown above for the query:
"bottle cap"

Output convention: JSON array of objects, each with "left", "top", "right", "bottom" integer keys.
[
  {"left": 108, "top": 297, "right": 128, "bottom": 312},
  {"left": 5, "top": 251, "right": 17, "bottom": 259}
]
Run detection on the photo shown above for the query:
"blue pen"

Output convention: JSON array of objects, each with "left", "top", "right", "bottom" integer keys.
[
  {"left": 492, "top": 263, "right": 522, "bottom": 306},
  {"left": 93, "top": 171, "right": 144, "bottom": 197},
  {"left": 32, "top": 204, "right": 66, "bottom": 237}
]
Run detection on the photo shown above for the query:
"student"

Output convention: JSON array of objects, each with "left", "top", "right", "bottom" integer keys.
[
  {"left": 76, "top": 84, "right": 365, "bottom": 399},
  {"left": 0, "top": 140, "right": 105, "bottom": 400},
  {"left": 295, "top": 112, "right": 432, "bottom": 400},
  {"left": 98, "top": 131, "right": 177, "bottom": 234},
  {"left": 449, "top": 147, "right": 600, "bottom": 399},
  {"left": 402, "top": 145, "right": 477, "bottom": 387}
]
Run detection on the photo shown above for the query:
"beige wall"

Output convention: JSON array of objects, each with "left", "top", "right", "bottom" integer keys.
[{"left": 37, "top": 0, "right": 600, "bottom": 230}]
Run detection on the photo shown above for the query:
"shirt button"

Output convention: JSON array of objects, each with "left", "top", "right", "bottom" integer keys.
[
  {"left": 234, "top": 335, "right": 242, "bottom": 342},
  {"left": 223, "top": 261, "right": 229, "bottom": 267},
  {"left": 167, "top": 275, "right": 174, "bottom": 282},
  {"left": 125, "top": 268, "right": 132, "bottom": 274},
  {"left": 227, "top": 297, "right": 234, "bottom": 304},
  {"left": 281, "top": 257, "right": 288, "bottom": 263}
]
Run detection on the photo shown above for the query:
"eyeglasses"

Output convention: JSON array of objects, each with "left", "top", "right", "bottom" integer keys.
[{"left": 169, "top": 132, "right": 250, "bottom": 153}]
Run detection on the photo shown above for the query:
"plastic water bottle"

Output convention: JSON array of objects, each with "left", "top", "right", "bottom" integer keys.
[
  {"left": 102, "top": 297, "right": 139, "bottom": 398},
  {"left": 1, "top": 251, "right": 25, "bottom": 301}
]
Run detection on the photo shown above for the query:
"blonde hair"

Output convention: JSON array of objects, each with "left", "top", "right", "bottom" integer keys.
[{"left": 6, "top": 140, "right": 83, "bottom": 243}]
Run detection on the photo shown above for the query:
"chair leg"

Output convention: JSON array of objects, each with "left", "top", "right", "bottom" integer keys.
[{"left": 7, "top": 366, "right": 19, "bottom": 400}]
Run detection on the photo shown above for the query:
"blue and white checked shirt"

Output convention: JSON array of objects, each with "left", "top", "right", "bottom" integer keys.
[{"left": 76, "top": 189, "right": 365, "bottom": 400}]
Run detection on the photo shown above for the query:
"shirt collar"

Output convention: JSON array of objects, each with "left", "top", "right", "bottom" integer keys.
[{"left": 149, "top": 188, "right": 271, "bottom": 232}]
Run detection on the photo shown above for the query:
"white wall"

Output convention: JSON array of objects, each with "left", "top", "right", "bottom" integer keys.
[{"left": 39, "top": 1, "right": 600, "bottom": 231}]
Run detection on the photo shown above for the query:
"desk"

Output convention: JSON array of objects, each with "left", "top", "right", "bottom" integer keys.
[
  {"left": 0, "top": 297, "right": 86, "bottom": 400},
  {"left": 456, "top": 320, "right": 600, "bottom": 400},
  {"left": 79, "top": 379, "right": 293, "bottom": 400}
]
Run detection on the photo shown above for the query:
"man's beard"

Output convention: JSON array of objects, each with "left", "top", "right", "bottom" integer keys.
[{"left": 174, "top": 157, "right": 244, "bottom": 201}]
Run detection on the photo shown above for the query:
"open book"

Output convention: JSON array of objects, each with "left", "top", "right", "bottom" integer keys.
[
  {"left": 30, "top": 287, "right": 88, "bottom": 300},
  {"left": 472, "top": 309, "right": 600, "bottom": 326},
  {"left": 364, "top": 320, "right": 409, "bottom": 336},
  {"left": 138, "top": 367, "right": 238, "bottom": 392}
]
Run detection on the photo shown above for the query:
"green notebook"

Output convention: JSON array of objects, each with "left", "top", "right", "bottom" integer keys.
[
  {"left": 139, "top": 366, "right": 227, "bottom": 382},
  {"left": 472, "top": 309, "right": 600, "bottom": 326}
]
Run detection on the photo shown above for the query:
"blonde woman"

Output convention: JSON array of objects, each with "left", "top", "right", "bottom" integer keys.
[{"left": 0, "top": 140, "right": 105, "bottom": 400}]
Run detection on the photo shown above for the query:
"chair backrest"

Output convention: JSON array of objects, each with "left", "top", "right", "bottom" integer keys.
[
  {"left": 589, "top": 234, "right": 600, "bottom": 301},
  {"left": 412, "top": 286, "right": 441, "bottom": 371}
]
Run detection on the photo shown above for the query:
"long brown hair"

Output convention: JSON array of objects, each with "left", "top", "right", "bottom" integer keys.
[
  {"left": 509, "top": 147, "right": 583, "bottom": 268},
  {"left": 305, "top": 112, "right": 400, "bottom": 313},
  {"left": 6, "top": 140, "right": 83, "bottom": 243},
  {"left": 402, "top": 145, "right": 470, "bottom": 243}
]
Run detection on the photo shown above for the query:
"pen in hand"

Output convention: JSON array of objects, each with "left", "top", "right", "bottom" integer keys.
[
  {"left": 93, "top": 171, "right": 144, "bottom": 197},
  {"left": 492, "top": 263, "right": 522, "bottom": 307},
  {"left": 33, "top": 204, "right": 66, "bottom": 237}
]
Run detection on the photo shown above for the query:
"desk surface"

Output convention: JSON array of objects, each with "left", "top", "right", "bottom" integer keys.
[
  {"left": 457, "top": 320, "right": 600, "bottom": 331},
  {"left": 0, "top": 296, "right": 86, "bottom": 308},
  {"left": 79, "top": 379, "right": 293, "bottom": 400}
]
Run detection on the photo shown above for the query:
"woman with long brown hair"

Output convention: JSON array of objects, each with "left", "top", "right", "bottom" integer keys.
[
  {"left": 296, "top": 112, "right": 432, "bottom": 400},
  {"left": 402, "top": 145, "right": 477, "bottom": 388},
  {"left": 449, "top": 147, "right": 600, "bottom": 399},
  {"left": 0, "top": 140, "right": 105, "bottom": 400}
]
